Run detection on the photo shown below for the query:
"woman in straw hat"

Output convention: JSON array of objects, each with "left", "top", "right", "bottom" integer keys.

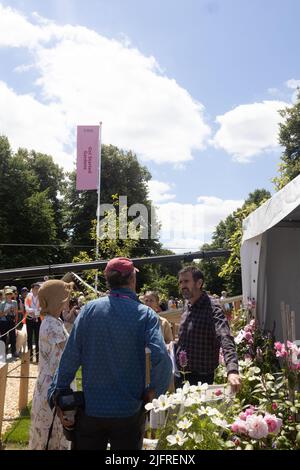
[{"left": 29, "top": 280, "right": 73, "bottom": 450}]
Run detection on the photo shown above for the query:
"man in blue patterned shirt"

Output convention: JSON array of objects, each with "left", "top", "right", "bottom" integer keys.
[{"left": 48, "top": 257, "right": 172, "bottom": 450}]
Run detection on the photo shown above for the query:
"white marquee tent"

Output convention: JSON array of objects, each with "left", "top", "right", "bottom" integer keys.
[{"left": 241, "top": 174, "right": 300, "bottom": 341}]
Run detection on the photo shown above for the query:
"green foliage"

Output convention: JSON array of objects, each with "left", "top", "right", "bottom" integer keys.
[
  {"left": 200, "top": 189, "right": 271, "bottom": 295},
  {"left": 64, "top": 144, "right": 162, "bottom": 259},
  {"left": 273, "top": 91, "right": 300, "bottom": 190},
  {"left": 141, "top": 274, "right": 179, "bottom": 299},
  {"left": 0, "top": 137, "right": 167, "bottom": 276},
  {"left": 0, "top": 137, "right": 67, "bottom": 269}
]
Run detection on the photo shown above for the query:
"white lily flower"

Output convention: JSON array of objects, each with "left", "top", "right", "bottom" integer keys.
[
  {"left": 188, "top": 432, "right": 204, "bottom": 444},
  {"left": 177, "top": 417, "right": 193, "bottom": 430},
  {"left": 210, "top": 416, "right": 229, "bottom": 428},
  {"left": 166, "top": 431, "right": 188, "bottom": 446},
  {"left": 235, "top": 330, "right": 245, "bottom": 344},
  {"left": 206, "top": 406, "right": 221, "bottom": 417},
  {"left": 182, "top": 396, "right": 197, "bottom": 407},
  {"left": 189, "top": 392, "right": 204, "bottom": 404},
  {"left": 145, "top": 402, "right": 154, "bottom": 411},
  {"left": 182, "top": 382, "right": 190, "bottom": 394},
  {"left": 148, "top": 394, "right": 174, "bottom": 412},
  {"left": 198, "top": 406, "right": 221, "bottom": 417},
  {"left": 197, "top": 406, "right": 208, "bottom": 416},
  {"left": 198, "top": 382, "right": 209, "bottom": 391}
]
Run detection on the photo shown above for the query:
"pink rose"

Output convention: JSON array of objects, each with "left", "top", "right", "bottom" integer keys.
[
  {"left": 244, "top": 324, "right": 252, "bottom": 333},
  {"left": 276, "top": 348, "right": 288, "bottom": 358},
  {"left": 274, "top": 342, "right": 283, "bottom": 351},
  {"left": 245, "top": 406, "right": 255, "bottom": 417},
  {"left": 264, "top": 414, "right": 282, "bottom": 435},
  {"left": 244, "top": 331, "right": 253, "bottom": 342},
  {"left": 271, "top": 402, "right": 278, "bottom": 411},
  {"left": 246, "top": 415, "right": 269, "bottom": 439},
  {"left": 239, "top": 406, "right": 255, "bottom": 421},
  {"left": 231, "top": 419, "right": 248, "bottom": 435}
]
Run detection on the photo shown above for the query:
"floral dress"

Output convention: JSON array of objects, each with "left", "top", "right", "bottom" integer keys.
[{"left": 29, "top": 315, "right": 69, "bottom": 450}]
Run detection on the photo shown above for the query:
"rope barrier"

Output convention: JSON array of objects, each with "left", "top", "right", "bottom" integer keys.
[
  {"left": 6, "top": 376, "right": 37, "bottom": 379},
  {"left": 0, "top": 319, "right": 24, "bottom": 339},
  {"left": 6, "top": 351, "right": 37, "bottom": 376}
]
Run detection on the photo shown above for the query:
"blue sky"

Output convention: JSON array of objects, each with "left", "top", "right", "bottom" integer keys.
[{"left": 0, "top": 0, "right": 299, "bottom": 251}]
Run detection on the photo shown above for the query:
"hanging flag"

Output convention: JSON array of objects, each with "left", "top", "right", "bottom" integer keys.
[{"left": 76, "top": 125, "right": 100, "bottom": 190}]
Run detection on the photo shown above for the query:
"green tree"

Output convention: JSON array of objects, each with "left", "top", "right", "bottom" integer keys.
[
  {"left": 273, "top": 90, "right": 300, "bottom": 190},
  {"left": 0, "top": 136, "right": 66, "bottom": 269},
  {"left": 200, "top": 189, "right": 271, "bottom": 295},
  {"left": 64, "top": 145, "right": 162, "bottom": 260}
]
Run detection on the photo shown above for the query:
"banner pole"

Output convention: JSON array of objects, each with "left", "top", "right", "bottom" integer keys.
[{"left": 95, "top": 122, "right": 102, "bottom": 291}]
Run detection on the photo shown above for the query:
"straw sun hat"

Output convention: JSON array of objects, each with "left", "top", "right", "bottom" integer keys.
[{"left": 38, "top": 280, "right": 74, "bottom": 316}]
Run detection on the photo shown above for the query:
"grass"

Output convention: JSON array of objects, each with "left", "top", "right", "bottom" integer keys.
[
  {"left": 2, "top": 405, "right": 31, "bottom": 449},
  {"left": 76, "top": 367, "right": 82, "bottom": 390}
]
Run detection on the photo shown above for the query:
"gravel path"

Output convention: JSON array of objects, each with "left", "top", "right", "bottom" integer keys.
[{"left": 2, "top": 359, "right": 38, "bottom": 436}]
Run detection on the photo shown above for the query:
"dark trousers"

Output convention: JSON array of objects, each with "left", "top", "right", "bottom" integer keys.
[
  {"left": 73, "top": 407, "right": 146, "bottom": 450},
  {"left": 26, "top": 317, "right": 41, "bottom": 360},
  {"left": 0, "top": 319, "right": 16, "bottom": 354},
  {"left": 175, "top": 372, "right": 214, "bottom": 388}
]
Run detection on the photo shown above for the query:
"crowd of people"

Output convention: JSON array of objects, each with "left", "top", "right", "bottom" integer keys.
[
  {"left": 1, "top": 258, "right": 241, "bottom": 451},
  {"left": 0, "top": 284, "right": 85, "bottom": 362}
]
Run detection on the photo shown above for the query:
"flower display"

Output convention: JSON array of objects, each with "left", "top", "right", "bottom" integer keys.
[{"left": 146, "top": 313, "right": 300, "bottom": 451}]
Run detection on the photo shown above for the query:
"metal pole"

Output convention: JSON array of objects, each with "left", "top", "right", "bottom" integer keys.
[{"left": 95, "top": 122, "right": 102, "bottom": 291}]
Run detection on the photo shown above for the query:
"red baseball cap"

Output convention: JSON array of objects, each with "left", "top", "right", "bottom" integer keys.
[{"left": 104, "top": 257, "right": 139, "bottom": 276}]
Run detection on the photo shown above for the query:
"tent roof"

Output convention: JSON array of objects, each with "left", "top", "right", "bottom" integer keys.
[{"left": 242, "top": 174, "right": 300, "bottom": 243}]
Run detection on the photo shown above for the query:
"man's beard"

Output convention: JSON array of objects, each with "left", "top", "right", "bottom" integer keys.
[{"left": 181, "top": 288, "right": 192, "bottom": 299}]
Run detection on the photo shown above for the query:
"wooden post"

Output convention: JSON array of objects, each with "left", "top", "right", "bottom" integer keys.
[
  {"left": 285, "top": 304, "right": 291, "bottom": 342},
  {"left": 291, "top": 311, "right": 296, "bottom": 342},
  {"left": 280, "top": 301, "right": 287, "bottom": 343},
  {"left": 0, "top": 362, "right": 8, "bottom": 441},
  {"left": 18, "top": 351, "right": 30, "bottom": 412},
  {"left": 145, "top": 348, "right": 151, "bottom": 386}
]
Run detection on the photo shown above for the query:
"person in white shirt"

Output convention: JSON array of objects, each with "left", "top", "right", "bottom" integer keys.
[{"left": 25, "top": 282, "right": 42, "bottom": 363}]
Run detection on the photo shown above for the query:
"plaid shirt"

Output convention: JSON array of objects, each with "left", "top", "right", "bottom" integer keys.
[{"left": 176, "top": 292, "right": 238, "bottom": 375}]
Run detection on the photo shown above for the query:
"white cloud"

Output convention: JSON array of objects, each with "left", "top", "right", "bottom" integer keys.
[
  {"left": 0, "top": 4, "right": 211, "bottom": 169},
  {"left": 157, "top": 196, "right": 244, "bottom": 253},
  {"left": 0, "top": 81, "right": 72, "bottom": 165},
  {"left": 147, "top": 180, "right": 176, "bottom": 203},
  {"left": 286, "top": 79, "right": 300, "bottom": 89},
  {"left": 213, "top": 100, "right": 289, "bottom": 162}
]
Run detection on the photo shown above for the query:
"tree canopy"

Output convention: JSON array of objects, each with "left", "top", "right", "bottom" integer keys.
[
  {"left": 273, "top": 91, "right": 300, "bottom": 190},
  {"left": 0, "top": 137, "right": 176, "bottom": 295},
  {"left": 200, "top": 189, "right": 271, "bottom": 295}
]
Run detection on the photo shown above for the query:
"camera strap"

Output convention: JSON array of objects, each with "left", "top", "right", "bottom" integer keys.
[{"left": 45, "top": 408, "right": 57, "bottom": 450}]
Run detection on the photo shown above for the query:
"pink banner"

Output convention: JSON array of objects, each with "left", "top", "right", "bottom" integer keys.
[{"left": 76, "top": 125, "right": 100, "bottom": 190}]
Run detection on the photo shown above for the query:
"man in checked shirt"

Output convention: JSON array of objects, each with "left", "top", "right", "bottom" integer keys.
[{"left": 174, "top": 266, "right": 241, "bottom": 392}]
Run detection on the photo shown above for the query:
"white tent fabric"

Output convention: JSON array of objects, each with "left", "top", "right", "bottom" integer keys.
[
  {"left": 242, "top": 174, "right": 300, "bottom": 243},
  {"left": 241, "top": 174, "right": 300, "bottom": 341}
]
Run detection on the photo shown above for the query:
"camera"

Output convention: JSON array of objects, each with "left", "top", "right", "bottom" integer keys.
[
  {"left": 69, "top": 298, "right": 78, "bottom": 308},
  {"left": 55, "top": 390, "right": 85, "bottom": 442},
  {"left": 56, "top": 390, "right": 85, "bottom": 411}
]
